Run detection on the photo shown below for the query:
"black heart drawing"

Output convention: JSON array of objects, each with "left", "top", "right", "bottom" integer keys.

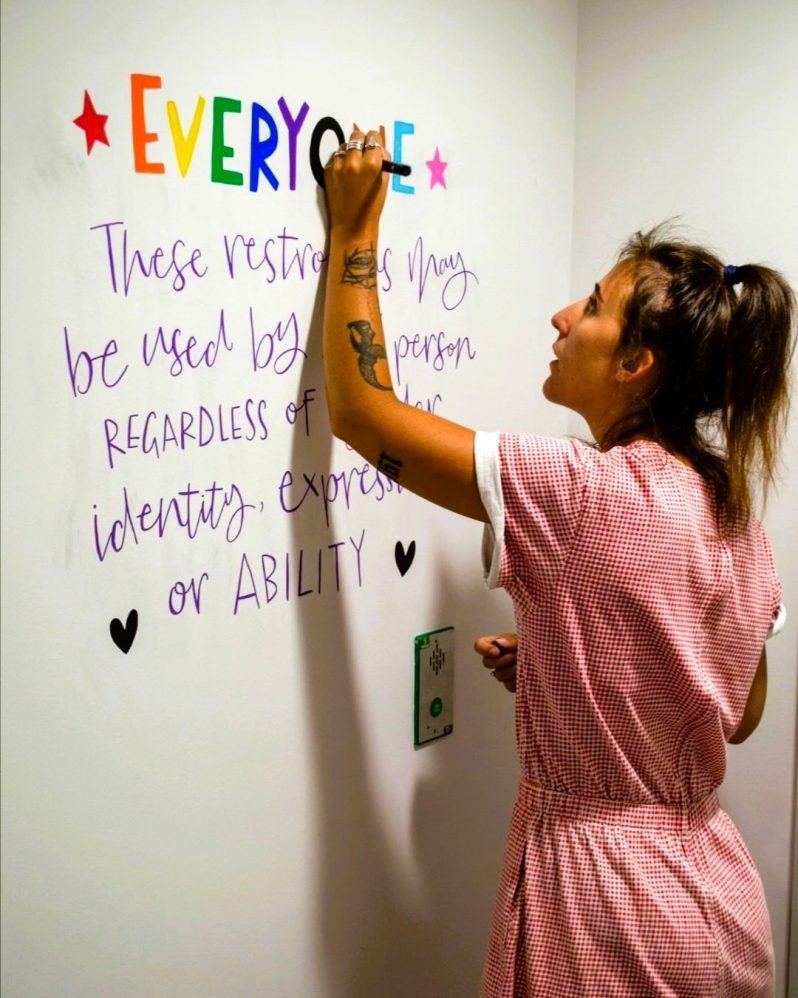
[
  {"left": 110, "top": 609, "right": 138, "bottom": 654},
  {"left": 395, "top": 540, "right": 416, "bottom": 577}
]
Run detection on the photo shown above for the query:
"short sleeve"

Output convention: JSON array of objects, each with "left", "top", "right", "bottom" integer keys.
[{"left": 475, "top": 431, "right": 590, "bottom": 596}]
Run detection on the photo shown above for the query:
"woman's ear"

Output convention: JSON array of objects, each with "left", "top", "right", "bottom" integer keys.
[{"left": 616, "top": 348, "right": 657, "bottom": 385}]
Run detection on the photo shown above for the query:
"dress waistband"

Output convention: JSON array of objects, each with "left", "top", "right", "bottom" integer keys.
[{"left": 518, "top": 777, "right": 719, "bottom": 834}]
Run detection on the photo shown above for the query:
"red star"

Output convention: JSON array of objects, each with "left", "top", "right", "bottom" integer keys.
[{"left": 73, "top": 90, "right": 109, "bottom": 154}]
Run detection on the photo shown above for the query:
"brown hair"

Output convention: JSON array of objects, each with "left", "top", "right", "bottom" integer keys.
[{"left": 603, "top": 223, "right": 795, "bottom": 525}]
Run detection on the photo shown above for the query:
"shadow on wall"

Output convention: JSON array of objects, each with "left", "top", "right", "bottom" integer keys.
[
  {"left": 409, "top": 550, "right": 518, "bottom": 996},
  {"left": 290, "top": 267, "right": 433, "bottom": 997},
  {"left": 288, "top": 212, "right": 516, "bottom": 997}
]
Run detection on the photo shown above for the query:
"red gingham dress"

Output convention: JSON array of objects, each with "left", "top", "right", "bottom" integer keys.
[{"left": 474, "top": 433, "right": 780, "bottom": 998}]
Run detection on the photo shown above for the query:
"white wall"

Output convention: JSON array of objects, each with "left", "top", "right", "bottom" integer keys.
[
  {"left": 571, "top": 2, "right": 798, "bottom": 993},
  {"left": 5, "top": 2, "right": 795, "bottom": 995},
  {"left": 0, "top": 2, "right": 577, "bottom": 995}
]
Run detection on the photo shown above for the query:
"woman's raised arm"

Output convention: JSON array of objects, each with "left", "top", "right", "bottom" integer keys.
[{"left": 322, "top": 125, "right": 487, "bottom": 523}]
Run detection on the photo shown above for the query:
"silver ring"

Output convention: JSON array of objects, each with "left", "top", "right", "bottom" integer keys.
[
  {"left": 346, "top": 139, "right": 365, "bottom": 152},
  {"left": 364, "top": 137, "right": 383, "bottom": 150},
  {"left": 325, "top": 149, "right": 347, "bottom": 167}
]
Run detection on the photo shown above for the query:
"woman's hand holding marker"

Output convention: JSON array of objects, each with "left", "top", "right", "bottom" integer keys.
[{"left": 324, "top": 125, "right": 390, "bottom": 240}]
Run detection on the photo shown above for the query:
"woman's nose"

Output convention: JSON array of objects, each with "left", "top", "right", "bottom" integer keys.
[{"left": 551, "top": 308, "right": 568, "bottom": 335}]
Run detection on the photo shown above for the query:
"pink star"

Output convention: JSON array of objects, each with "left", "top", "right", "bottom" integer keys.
[
  {"left": 73, "top": 90, "right": 109, "bottom": 154},
  {"left": 426, "top": 147, "right": 448, "bottom": 189}
]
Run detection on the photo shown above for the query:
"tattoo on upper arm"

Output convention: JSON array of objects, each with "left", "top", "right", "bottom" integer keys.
[
  {"left": 347, "top": 320, "right": 392, "bottom": 391},
  {"left": 341, "top": 245, "right": 378, "bottom": 288},
  {"left": 377, "top": 450, "right": 403, "bottom": 481}
]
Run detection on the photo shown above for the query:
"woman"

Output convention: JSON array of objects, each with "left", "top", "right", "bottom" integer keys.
[{"left": 322, "top": 126, "right": 794, "bottom": 996}]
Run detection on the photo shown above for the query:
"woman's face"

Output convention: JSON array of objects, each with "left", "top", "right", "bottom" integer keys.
[{"left": 543, "top": 261, "right": 635, "bottom": 436}]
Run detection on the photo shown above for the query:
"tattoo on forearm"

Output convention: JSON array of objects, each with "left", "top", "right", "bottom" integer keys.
[
  {"left": 341, "top": 245, "right": 378, "bottom": 288},
  {"left": 377, "top": 450, "right": 403, "bottom": 481},
  {"left": 347, "top": 320, "right": 392, "bottom": 391}
]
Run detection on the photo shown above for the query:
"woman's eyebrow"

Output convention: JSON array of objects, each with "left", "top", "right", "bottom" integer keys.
[{"left": 594, "top": 282, "right": 604, "bottom": 302}]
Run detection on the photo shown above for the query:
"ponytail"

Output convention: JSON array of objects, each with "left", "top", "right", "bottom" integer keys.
[
  {"left": 723, "top": 263, "right": 794, "bottom": 518},
  {"left": 606, "top": 223, "right": 796, "bottom": 525}
]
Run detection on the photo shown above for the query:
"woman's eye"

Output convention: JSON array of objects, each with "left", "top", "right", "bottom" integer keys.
[{"left": 584, "top": 296, "right": 597, "bottom": 315}]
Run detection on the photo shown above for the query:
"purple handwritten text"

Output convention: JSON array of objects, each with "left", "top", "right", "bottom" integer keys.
[
  {"left": 407, "top": 236, "right": 478, "bottom": 310},
  {"left": 90, "top": 221, "right": 208, "bottom": 296},
  {"left": 93, "top": 480, "right": 254, "bottom": 561},
  {"left": 168, "top": 572, "right": 209, "bottom": 615},
  {"left": 284, "top": 388, "right": 318, "bottom": 436},
  {"left": 102, "top": 398, "right": 269, "bottom": 470},
  {"left": 64, "top": 328, "right": 129, "bottom": 396},
  {"left": 401, "top": 384, "right": 443, "bottom": 413},
  {"left": 222, "top": 227, "right": 326, "bottom": 282},
  {"left": 278, "top": 464, "right": 400, "bottom": 527},
  {"left": 233, "top": 529, "right": 365, "bottom": 612},
  {"left": 250, "top": 308, "right": 306, "bottom": 375},
  {"left": 141, "top": 308, "right": 234, "bottom": 377},
  {"left": 393, "top": 329, "right": 476, "bottom": 386}
]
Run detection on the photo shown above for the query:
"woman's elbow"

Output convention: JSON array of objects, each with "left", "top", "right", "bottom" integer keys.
[
  {"left": 325, "top": 392, "right": 358, "bottom": 446},
  {"left": 327, "top": 403, "right": 372, "bottom": 457},
  {"left": 327, "top": 407, "right": 350, "bottom": 444}
]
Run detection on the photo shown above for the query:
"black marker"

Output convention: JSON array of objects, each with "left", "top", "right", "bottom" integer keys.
[{"left": 381, "top": 160, "right": 412, "bottom": 177}]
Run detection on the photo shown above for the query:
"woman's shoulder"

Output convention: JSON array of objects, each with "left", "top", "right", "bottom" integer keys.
[
  {"left": 568, "top": 438, "right": 721, "bottom": 528},
  {"left": 605, "top": 441, "right": 775, "bottom": 550},
  {"left": 605, "top": 438, "right": 709, "bottom": 489},
  {"left": 498, "top": 434, "right": 697, "bottom": 473},
  {"left": 494, "top": 434, "right": 694, "bottom": 498},
  {"left": 496, "top": 431, "right": 599, "bottom": 469}
]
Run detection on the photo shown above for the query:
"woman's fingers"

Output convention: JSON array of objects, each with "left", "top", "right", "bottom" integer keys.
[
  {"left": 345, "top": 123, "right": 366, "bottom": 158},
  {"left": 323, "top": 124, "right": 390, "bottom": 239},
  {"left": 492, "top": 660, "right": 517, "bottom": 692},
  {"left": 472, "top": 632, "right": 518, "bottom": 693},
  {"left": 474, "top": 633, "right": 517, "bottom": 661},
  {"left": 363, "top": 127, "right": 390, "bottom": 163}
]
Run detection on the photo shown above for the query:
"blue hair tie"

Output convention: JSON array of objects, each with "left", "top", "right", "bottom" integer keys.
[{"left": 723, "top": 264, "right": 743, "bottom": 288}]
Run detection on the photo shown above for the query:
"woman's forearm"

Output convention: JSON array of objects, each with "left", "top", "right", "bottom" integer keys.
[{"left": 323, "top": 234, "right": 398, "bottom": 450}]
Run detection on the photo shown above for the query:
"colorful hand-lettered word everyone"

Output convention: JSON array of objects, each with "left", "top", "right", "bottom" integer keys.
[{"left": 73, "top": 75, "right": 449, "bottom": 193}]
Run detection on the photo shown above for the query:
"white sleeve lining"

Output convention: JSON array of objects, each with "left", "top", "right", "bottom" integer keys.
[
  {"left": 767, "top": 603, "right": 787, "bottom": 640},
  {"left": 474, "top": 431, "right": 504, "bottom": 589}
]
